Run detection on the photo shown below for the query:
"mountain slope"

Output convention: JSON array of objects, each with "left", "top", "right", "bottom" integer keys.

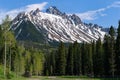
[{"left": 11, "top": 6, "right": 106, "bottom": 43}]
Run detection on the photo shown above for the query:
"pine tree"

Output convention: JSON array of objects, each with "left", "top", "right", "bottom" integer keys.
[
  {"left": 76, "top": 42, "right": 82, "bottom": 75},
  {"left": 92, "top": 41, "right": 96, "bottom": 77},
  {"left": 56, "top": 42, "right": 66, "bottom": 75},
  {"left": 81, "top": 43, "right": 93, "bottom": 76},
  {"left": 72, "top": 41, "right": 81, "bottom": 75},
  {"left": 109, "top": 26, "right": 116, "bottom": 77},
  {"left": 94, "top": 38, "right": 104, "bottom": 77},
  {"left": 88, "top": 43, "right": 93, "bottom": 77},
  {"left": 43, "top": 53, "right": 50, "bottom": 76},
  {"left": 66, "top": 44, "right": 73, "bottom": 75},
  {"left": 103, "top": 35, "right": 110, "bottom": 76},
  {"left": 0, "top": 25, "right": 4, "bottom": 64},
  {"left": 50, "top": 51, "right": 56, "bottom": 75},
  {"left": 81, "top": 42, "right": 88, "bottom": 75},
  {"left": 115, "top": 21, "right": 120, "bottom": 76}
]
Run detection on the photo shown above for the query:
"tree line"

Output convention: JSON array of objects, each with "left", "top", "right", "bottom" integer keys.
[
  {"left": 44, "top": 21, "right": 120, "bottom": 77},
  {"left": 0, "top": 16, "right": 120, "bottom": 78}
]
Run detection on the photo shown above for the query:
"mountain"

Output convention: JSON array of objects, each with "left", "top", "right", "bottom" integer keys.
[{"left": 11, "top": 6, "right": 106, "bottom": 43}]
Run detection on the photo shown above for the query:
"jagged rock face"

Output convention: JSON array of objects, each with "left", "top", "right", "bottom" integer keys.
[
  {"left": 11, "top": 6, "right": 106, "bottom": 43},
  {"left": 46, "top": 6, "right": 63, "bottom": 16},
  {"left": 46, "top": 6, "right": 70, "bottom": 20},
  {"left": 70, "top": 14, "right": 82, "bottom": 25}
]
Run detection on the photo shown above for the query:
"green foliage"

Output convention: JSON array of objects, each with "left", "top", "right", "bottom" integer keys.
[
  {"left": 115, "top": 21, "right": 120, "bottom": 76},
  {"left": 15, "top": 21, "right": 45, "bottom": 43},
  {"left": 0, "top": 16, "right": 45, "bottom": 79},
  {"left": 81, "top": 42, "right": 88, "bottom": 75},
  {"left": 0, "top": 65, "right": 16, "bottom": 79},
  {"left": 73, "top": 41, "right": 81, "bottom": 75},
  {"left": 108, "top": 26, "right": 116, "bottom": 77},
  {"left": 94, "top": 38, "right": 104, "bottom": 77},
  {"left": 56, "top": 41, "right": 66, "bottom": 75},
  {"left": 1, "top": 16, "right": 120, "bottom": 79},
  {"left": 31, "top": 50, "right": 44, "bottom": 75},
  {"left": 0, "top": 65, "right": 4, "bottom": 78},
  {"left": 66, "top": 44, "right": 74, "bottom": 75}
]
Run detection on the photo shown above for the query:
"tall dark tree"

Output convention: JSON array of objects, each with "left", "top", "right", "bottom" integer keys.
[
  {"left": 109, "top": 26, "right": 116, "bottom": 77},
  {"left": 94, "top": 38, "right": 104, "bottom": 77},
  {"left": 49, "top": 51, "right": 56, "bottom": 76},
  {"left": 87, "top": 43, "right": 93, "bottom": 76},
  {"left": 73, "top": 41, "right": 81, "bottom": 75},
  {"left": 56, "top": 41, "right": 66, "bottom": 75},
  {"left": 103, "top": 35, "right": 110, "bottom": 76},
  {"left": 116, "top": 21, "right": 120, "bottom": 76},
  {"left": 43, "top": 53, "right": 50, "bottom": 76},
  {"left": 81, "top": 42, "right": 88, "bottom": 75},
  {"left": 82, "top": 43, "right": 93, "bottom": 76},
  {"left": 66, "top": 44, "right": 73, "bottom": 75},
  {"left": 92, "top": 41, "right": 96, "bottom": 76},
  {"left": 0, "top": 25, "right": 4, "bottom": 64}
]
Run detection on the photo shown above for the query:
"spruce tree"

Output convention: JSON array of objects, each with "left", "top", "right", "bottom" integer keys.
[
  {"left": 56, "top": 42, "right": 66, "bottom": 75},
  {"left": 66, "top": 44, "right": 73, "bottom": 75},
  {"left": 0, "top": 25, "right": 4, "bottom": 64},
  {"left": 92, "top": 41, "right": 96, "bottom": 77},
  {"left": 94, "top": 38, "right": 104, "bottom": 77},
  {"left": 103, "top": 35, "right": 110, "bottom": 76},
  {"left": 109, "top": 26, "right": 116, "bottom": 77},
  {"left": 116, "top": 21, "right": 120, "bottom": 76},
  {"left": 73, "top": 41, "right": 81, "bottom": 75},
  {"left": 81, "top": 42, "right": 88, "bottom": 75},
  {"left": 44, "top": 54, "right": 50, "bottom": 76},
  {"left": 50, "top": 51, "right": 56, "bottom": 75},
  {"left": 76, "top": 42, "right": 82, "bottom": 75},
  {"left": 88, "top": 44, "right": 93, "bottom": 76}
]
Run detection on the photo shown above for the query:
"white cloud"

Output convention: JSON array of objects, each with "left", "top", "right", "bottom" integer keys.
[
  {"left": 107, "top": 1, "right": 120, "bottom": 8},
  {"left": 75, "top": 1, "right": 120, "bottom": 21},
  {"left": 25, "top": 2, "right": 48, "bottom": 12},
  {"left": 0, "top": 2, "right": 48, "bottom": 23},
  {"left": 76, "top": 8, "right": 107, "bottom": 20}
]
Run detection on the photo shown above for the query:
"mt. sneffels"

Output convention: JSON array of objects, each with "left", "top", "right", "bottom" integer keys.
[{"left": 11, "top": 6, "right": 106, "bottom": 44}]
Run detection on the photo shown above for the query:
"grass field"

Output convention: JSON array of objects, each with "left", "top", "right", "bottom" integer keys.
[{"left": 1, "top": 76, "right": 119, "bottom": 80}]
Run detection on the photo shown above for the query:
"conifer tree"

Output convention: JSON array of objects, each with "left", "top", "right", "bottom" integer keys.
[
  {"left": 109, "top": 26, "right": 116, "bottom": 77},
  {"left": 103, "top": 35, "right": 110, "bottom": 76},
  {"left": 115, "top": 21, "right": 120, "bottom": 76},
  {"left": 0, "top": 25, "right": 4, "bottom": 64},
  {"left": 56, "top": 42, "right": 66, "bottom": 75},
  {"left": 73, "top": 41, "right": 81, "bottom": 75},
  {"left": 92, "top": 41, "right": 96, "bottom": 76},
  {"left": 94, "top": 38, "right": 104, "bottom": 77},
  {"left": 88, "top": 44, "right": 93, "bottom": 76},
  {"left": 66, "top": 44, "right": 73, "bottom": 75},
  {"left": 81, "top": 42, "right": 88, "bottom": 75},
  {"left": 50, "top": 51, "right": 56, "bottom": 75}
]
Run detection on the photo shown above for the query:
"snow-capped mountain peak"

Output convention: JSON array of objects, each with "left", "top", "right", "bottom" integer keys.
[
  {"left": 11, "top": 6, "right": 106, "bottom": 43},
  {"left": 46, "top": 6, "right": 63, "bottom": 16}
]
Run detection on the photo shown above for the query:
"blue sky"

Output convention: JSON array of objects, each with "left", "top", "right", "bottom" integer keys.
[{"left": 0, "top": 0, "right": 120, "bottom": 28}]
